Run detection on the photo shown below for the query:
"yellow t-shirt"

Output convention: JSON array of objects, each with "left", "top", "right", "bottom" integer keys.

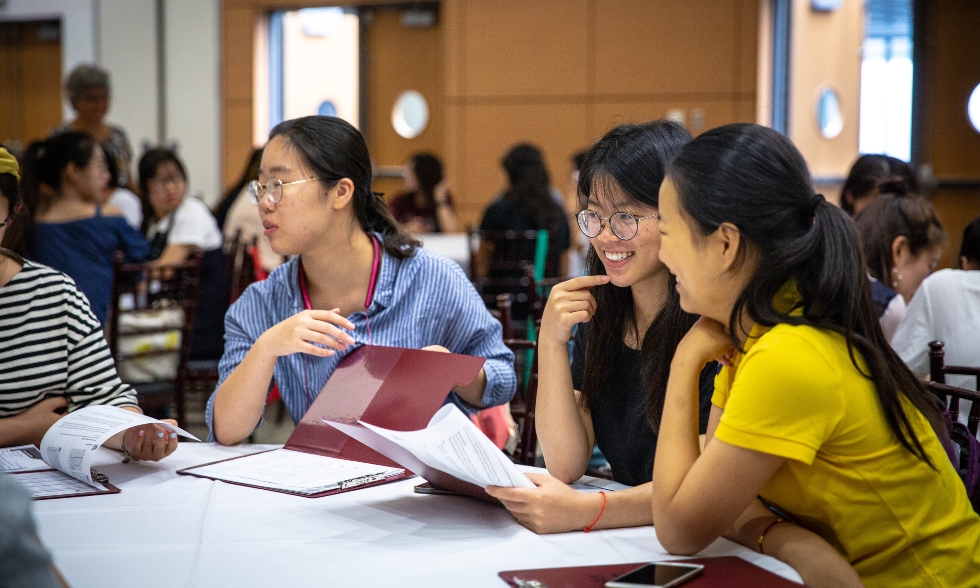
[{"left": 713, "top": 309, "right": 980, "bottom": 586}]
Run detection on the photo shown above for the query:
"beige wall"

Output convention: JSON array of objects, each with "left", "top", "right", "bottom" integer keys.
[
  {"left": 787, "top": 0, "right": 863, "bottom": 180},
  {"left": 443, "top": 0, "right": 759, "bottom": 227},
  {"left": 223, "top": 0, "right": 760, "bottom": 227}
]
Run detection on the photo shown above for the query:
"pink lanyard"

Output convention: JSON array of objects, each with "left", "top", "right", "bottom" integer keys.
[{"left": 297, "top": 234, "right": 381, "bottom": 345}]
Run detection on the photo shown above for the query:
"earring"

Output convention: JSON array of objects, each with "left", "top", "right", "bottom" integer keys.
[{"left": 891, "top": 267, "right": 902, "bottom": 289}]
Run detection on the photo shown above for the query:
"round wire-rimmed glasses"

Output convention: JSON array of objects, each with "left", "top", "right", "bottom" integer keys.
[
  {"left": 247, "top": 177, "right": 323, "bottom": 205},
  {"left": 576, "top": 209, "right": 659, "bottom": 241}
]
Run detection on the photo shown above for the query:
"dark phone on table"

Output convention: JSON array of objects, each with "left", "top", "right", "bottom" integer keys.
[{"left": 604, "top": 562, "right": 704, "bottom": 588}]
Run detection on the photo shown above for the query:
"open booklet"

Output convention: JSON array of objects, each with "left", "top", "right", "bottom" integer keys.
[
  {"left": 178, "top": 345, "right": 487, "bottom": 498},
  {"left": 324, "top": 404, "right": 536, "bottom": 502},
  {"left": 0, "top": 405, "right": 199, "bottom": 499}
]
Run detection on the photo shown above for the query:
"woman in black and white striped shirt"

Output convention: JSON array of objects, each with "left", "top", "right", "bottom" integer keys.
[{"left": 0, "top": 145, "right": 177, "bottom": 461}]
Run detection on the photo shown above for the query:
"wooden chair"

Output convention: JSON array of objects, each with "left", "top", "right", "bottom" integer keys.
[
  {"left": 929, "top": 340, "right": 980, "bottom": 436},
  {"left": 227, "top": 229, "right": 260, "bottom": 304},
  {"left": 469, "top": 228, "right": 562, "bottom": 332},
  {"left": 107, "top": 252, "right": 202, "bottom": 424},
  {"left": 505, "top": 338, "right": 539, "bottom": 466}
]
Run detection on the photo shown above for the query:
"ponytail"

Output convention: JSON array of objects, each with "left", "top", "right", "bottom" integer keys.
[
  {"left": 668, "top": 123, "right": 946, "bottom": 466},
  {"left": 270, "top": 116, "right": 418, "bottom": 258}
]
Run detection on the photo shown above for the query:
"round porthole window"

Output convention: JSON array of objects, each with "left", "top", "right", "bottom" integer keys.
[
  {"left": 816, "top": 86, "right": 844, "bottom": 139},
  {"left": 968, "top": 84, "right": 980, "bottom": 134},
  {"left": 392, "top": 90, "right": 429, "bottom": 139}
]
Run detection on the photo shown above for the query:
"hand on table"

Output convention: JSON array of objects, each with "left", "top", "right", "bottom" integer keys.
[
  {"left": 259, "top": 309, "right": 356, "bottom": 358},
  {"left": 121, "top": 420, "right": 179, "bottom": 462},
  {"left": 486, "top": 472, "right": 602, "bottom": 534}
]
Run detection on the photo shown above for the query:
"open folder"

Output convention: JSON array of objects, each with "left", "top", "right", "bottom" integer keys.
[{"left": 178, "top": 345, "right": 485, "bottom": 497}]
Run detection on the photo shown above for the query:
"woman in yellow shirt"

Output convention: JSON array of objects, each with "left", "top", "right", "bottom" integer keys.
[{"left": 653, "top": 123, "right": 980, "bottom": 587}]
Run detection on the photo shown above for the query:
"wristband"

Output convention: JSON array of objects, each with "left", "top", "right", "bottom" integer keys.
[
  {"left": 583, "top": 491, "right": 607, "bottom": 532},
  {"left": 758, "top": 517, "right": 786, "bottom": 554}
]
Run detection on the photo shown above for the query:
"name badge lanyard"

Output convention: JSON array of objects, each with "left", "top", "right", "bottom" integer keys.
[{"left": 296, "top": 235, "right": 382, "bottom": 405}]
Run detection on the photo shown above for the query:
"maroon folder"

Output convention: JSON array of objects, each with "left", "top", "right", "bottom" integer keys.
[
  {"left": 498, "top": 557, "right": 806, "bottom": 588},
  {"left": 179, "top": 345, "right": 485, "bottom": 497}
]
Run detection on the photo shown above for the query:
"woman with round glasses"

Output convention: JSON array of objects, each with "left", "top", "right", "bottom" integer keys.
[
  {"left": 138, "top": 148, "right": 229, "bottom": 359},
  {"left": 207, "top": 116, "right": 515, "bottom": 445},
  {"left": 487, "top": 120, "right": 716, "bottom": 531}
]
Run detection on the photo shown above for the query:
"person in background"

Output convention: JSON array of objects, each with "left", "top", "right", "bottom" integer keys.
[
  {"left": 51, "top": 64, "right": 134, "bottom": 189},
  {"left": 840, "top": 154, "right": 918, "bottom": 216},
  {"left": 479, "top": 143, "right": 570, "bottom": 276},
  {"left": 0, "top": 145, "right": 178, "bottom": 461},
  {"left": 853, "top": 182, "right": 946, "bottom": 340},
  {"left": 138, "top": 148, "right": 229, "bottom": 360},
  {"left": 652, "top": 123, "right": 979, "bottom": 587},
  {"left": 103, "top": 149, "right": 142, "bottom": 230},
  {"left": 892, "top": 215, "right": 980, "bottom": 388},
  {"left": 220, "top": 148, "right": 284, "bottom": 274},
  {"left": 388, "top": 153, "right": 459, "bottom": 234},
  {"left": 207, "top": 116, "right": 515, "bottom": 445},
  {"left": 565, "top": 150, "right": 590, "bottom": 277},
  {"left": 214, "top": 148, "right": 264, "bottom": 230},
  {"left": 19, "top": 133, "right": 149, "bottom": 325}
]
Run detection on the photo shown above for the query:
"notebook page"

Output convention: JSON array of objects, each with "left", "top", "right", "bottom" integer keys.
[{"left": 187, "top": 449, "right": 404, "bottom": 495}]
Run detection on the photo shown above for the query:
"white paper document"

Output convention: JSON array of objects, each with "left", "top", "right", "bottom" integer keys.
[
  {"left": 39, "top": 405, "right": 200, "bottom": 488},
  {"left": 0, "top": 445, "right": 49, "bottom": 472},
  {"left": 329, "top": 405, "right": 535, "bottom": 489},
  {"left": 184, "top": 448, "right": 405, "bottom": 495}
]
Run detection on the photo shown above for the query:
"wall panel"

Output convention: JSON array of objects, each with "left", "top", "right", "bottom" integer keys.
[
  {"left": 462, "top": 0, "right": 589, "bottom": 98},
  {"left": 594, "top": 0, "right": 737, "bottom": 96}
]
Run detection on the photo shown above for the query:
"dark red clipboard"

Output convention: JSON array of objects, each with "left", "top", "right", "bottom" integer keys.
[
  {"left": 498, "top": 556, "right": 807, "bottom": 588},
  {"left": 10, "top": 469, "right": 121, "bottom": 500},
  {"left": 178, "top": 345, "right": 486, "bottom": 498}
]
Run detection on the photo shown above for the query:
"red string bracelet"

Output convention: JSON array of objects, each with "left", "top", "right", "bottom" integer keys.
[
  {"left": 758, "top": 517, "right": 787, "bottom": 554},
  {"left": 583, "top": 491, "right": 607, "bottom": 533}
]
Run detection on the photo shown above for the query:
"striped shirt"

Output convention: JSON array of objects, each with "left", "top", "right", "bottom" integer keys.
[
  {"left": 0, "top": 258, "right": 138, "bottom": 417},
  {"left": 206, "top": 244, "right": 516, "bottom": 438}
]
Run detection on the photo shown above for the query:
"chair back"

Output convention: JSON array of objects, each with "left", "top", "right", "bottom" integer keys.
[
  {"left": 504, "top": 338, "right": 539, "bottom": 466},
  {"left": 108, "top": 252, "right": 202, "bottom": 423},
  {"left": 227, "top": 230, "right": 259, "bottom": 303},
  {"left": 929, "top": 340, "right": 980, "bottom": 390}
]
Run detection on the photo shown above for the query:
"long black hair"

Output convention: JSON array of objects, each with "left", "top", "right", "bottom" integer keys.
[
  {"left": 501, "top": 143, "right": 564, "bottom": 231},
  {"left": 578, "top": 120, "right": 695, "bottom": 431},
  {"left": 667, "top": 123, "right": 945, "bottom": 465},
  {"left": 408, "top": 152, "right": 443, "bottom": 212},
  {"left": 270, "top": 116, "right": 418, "bottom": 258},
  {"left": 137, "top": 147, "right": 188, "bottom": 234}
]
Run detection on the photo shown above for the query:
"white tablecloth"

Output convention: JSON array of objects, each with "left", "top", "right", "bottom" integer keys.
[
  {"left": 33, "top": 444, "right": 802, "bottom": 588},
  {"left": 419, "top": 233, "right": 471, "bottom": 275}
]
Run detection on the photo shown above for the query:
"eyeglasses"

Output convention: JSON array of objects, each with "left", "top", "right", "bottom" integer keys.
[
  {"left": 577, "top": 209, "right": 658, "bottom": 241},
  {"left": 148, "top": 175, "right": 185, "bottom": 188},
  {"left": 247, "top": 177, "right": 322, "bottom": 206}
]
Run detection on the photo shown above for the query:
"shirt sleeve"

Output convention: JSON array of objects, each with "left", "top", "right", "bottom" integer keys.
[
  {"left": 116, "top": 218, "right": 151, "bottom": 262},
  {"left": 62, "top": 282, "right": 139, "bottom": 411},
  {"left": 891, "top": 282, "right": 933, "bottom": 379},
  {"left": 205, "top": 287, "right": 269, "bottom": 439},
  {"left": 714, "top": 332, "right": 844, "bottom": 464},
  {"left": 431, "top": 259, "right": 516, "bottom": 409},
  {"left": 168, "top": 198, "right": 223, "bottom": 251}
]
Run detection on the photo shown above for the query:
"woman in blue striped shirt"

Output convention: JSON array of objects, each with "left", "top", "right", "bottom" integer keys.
[{"left": 208, "top": 116, "right": 515, "bottom": 444}]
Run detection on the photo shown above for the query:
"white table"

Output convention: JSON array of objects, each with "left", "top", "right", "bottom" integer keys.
[
  {"left": 419, "top": 233, "right": 471, "bottom": 275},
  {"left": 34, "top": 444, "right": 802, "bottom": 588}
]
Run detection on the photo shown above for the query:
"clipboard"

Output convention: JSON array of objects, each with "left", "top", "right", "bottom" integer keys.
[
  {"left": 498, "top": 556, "right": 808, "bottom": 588},
  {"left": 9, "top": 469, "right": 121, "bottom": 500},
  {"left": 178, "top": 345, "right": 486, "bottom": 497}
]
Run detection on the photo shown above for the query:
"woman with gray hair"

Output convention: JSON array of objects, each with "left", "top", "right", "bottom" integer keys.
[{"left": 50, "top": 64, "right": 134, "bottom": 188}]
